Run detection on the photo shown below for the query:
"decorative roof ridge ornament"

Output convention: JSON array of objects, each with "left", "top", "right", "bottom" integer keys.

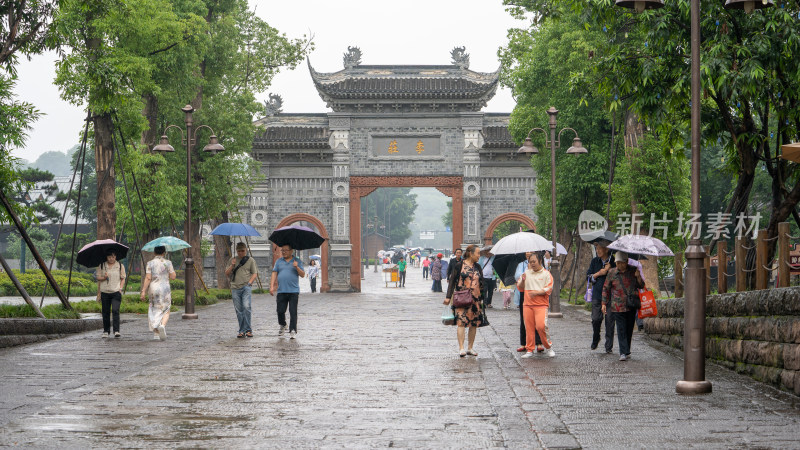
[
  {"left": 451, "top": 46, "right": 470, "bottom": 69},
  {"left": 264, "top": 93, "right": 283, "bottom": 116},
  {"left": 343, "top": 46, "right": 362, "bottom": 69}
]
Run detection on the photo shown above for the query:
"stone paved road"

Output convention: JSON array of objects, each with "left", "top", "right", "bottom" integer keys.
[{"left": 0, "top": 264, "right": 798, "bottom": 448}]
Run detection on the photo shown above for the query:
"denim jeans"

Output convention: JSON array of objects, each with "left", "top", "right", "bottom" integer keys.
[{"left": 231, "top": 285, "right": 252, "bottom": 334}]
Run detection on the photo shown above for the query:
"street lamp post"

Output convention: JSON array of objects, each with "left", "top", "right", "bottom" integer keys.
[
  {"left": 613, "top": 0, "right": 771, "bottom": 395},
  {"left": 361, "top": 211, "right": 366, "bottom": 280},
  {"left": 374, "top": 216, "right": 380, "bottom": 272},
  {"left": 518, "top": 107, "right": 586, "bottom": 319},
  {"left": 152, "top": 104, "right": 225, "bottom": 320}
]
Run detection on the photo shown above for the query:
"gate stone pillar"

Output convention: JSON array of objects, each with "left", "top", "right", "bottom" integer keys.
[
  {"left": 329, "top": 116, "right": 353, "bottom": 292},
  {"left": 461, "top": 116, "right": 484, "bottom": 247}
]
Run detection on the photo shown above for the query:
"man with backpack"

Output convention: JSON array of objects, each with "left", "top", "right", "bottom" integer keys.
[{"left": 226, "top": 242, "right": 259, "bottom": 338}]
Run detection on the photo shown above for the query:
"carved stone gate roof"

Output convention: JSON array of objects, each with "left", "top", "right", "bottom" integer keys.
[{"left": 308, "top": 58, "right": 500, "bottom": 112}]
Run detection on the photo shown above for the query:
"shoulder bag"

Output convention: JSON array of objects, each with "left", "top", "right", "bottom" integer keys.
[{"left": 452, "top": 265, "right": 475, "bottom": 308}]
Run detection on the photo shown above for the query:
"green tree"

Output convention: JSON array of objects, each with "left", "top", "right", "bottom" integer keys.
[
  {"left": 559, "top": 0, "right": 800, "bottom": 261},
  {"left": 609, "top": 136, "right": 691, "bottom": 277},
  {"left": 363, "top": 189, "right": 418, "bottom": 246},
  {"left": 493, "top": 220, "right": 526, "bottom": 243},
  {"left": 0, "top": 0, "right": 58, "bottom": 226},
  {"left": 4, "top": 227, "right": 54, "bottom": 269},
  {"left": 499, "top": 5, "right": 615, "bottom": 244},
  {"left": 441, "top": 200, "right": 452, "bottom": 230}
]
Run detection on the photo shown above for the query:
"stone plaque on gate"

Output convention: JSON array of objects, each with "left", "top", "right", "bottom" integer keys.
[{"left": 369, "top": 135, "right": 442, "bottom": 158}]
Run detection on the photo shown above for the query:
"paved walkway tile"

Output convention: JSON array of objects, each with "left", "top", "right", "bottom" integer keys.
[{"left": 0, "top": 264, "right": 798, "bottom": 448}]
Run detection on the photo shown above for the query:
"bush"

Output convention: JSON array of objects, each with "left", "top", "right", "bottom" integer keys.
[
  {"left": 70, "top": 299, "right": 177, "bottom": 314},
  {"left": 0, "top": 303, "right": 81, "bottom": 319},
  {"left": 208, "top": 288, "right": 232, "bottom": 299},
  {"left": 0, "top": 270, "right": 97, "bottom": 296}
]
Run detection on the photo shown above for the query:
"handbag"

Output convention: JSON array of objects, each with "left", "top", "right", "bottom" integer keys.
[
  {"left": 637, "top": 289, "right": 658, "bottom": 319},
  {"left": 584, "top": 275, "right": 593, "bottom": 303},
  {"left": 478, "top": 302, "right": 490, "bottom": 327},
  {"left": 441, "top": 305, "right": 455, "bottom": 326},
  {"left": 452, "top": 289, "right": 474, "bottom": 308},
  {"left": 626, "top": 293, "right": 641, "bottom": 310}
]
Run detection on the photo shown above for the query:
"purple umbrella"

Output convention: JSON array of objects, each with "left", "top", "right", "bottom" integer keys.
[
  {"left": 268, "top": 225, "right": 326, "bottom": 251},
  {"left": 76, "top": 239, "right": 129, "bottom": 268}
]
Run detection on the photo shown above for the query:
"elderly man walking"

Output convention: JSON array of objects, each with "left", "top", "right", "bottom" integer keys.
[
  {"left": 270, "top": 244, "right": 305, "bottom": 339},
  {"left": 225, "top": 242, "right": 259, "bottom": 338}
]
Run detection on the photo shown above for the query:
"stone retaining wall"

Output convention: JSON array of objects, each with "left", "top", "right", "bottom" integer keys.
[
  {"left": 0, "top": 318, "right": 104, "bottom": 348},
  {"left": 646, "top": 287, "right": 800, "bottom": 395}
]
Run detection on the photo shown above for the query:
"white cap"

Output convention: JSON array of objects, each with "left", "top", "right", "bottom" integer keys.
[{"left": 614, "top": 251, "right": 628, "bottom": 263}]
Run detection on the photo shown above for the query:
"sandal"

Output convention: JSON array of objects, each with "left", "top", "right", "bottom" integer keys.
[
  {"left": 237, "top": 333, "right": 245, "bottom": 338},
  {"left": 245, "top": 331, "right": 253, "bottom": 338},
  {"left": 459, "top": 349, "right": 467, "bottom": 357},
  {"left": 467, "top": 349, "right": 478, "bottom": 356}
]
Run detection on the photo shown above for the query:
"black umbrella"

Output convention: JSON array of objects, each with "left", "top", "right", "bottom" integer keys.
[
  {"left": 583, "top": 230, "right": 619, "bottom": 244},
  {"left": 76, "top": 239, "right": 129, "bottom": 268},
  {"left": 268, "top": 224, "right": 326, "bottom": 251},
  {"left": 493, "top": 253, "right": 528, "bottom": 287}
]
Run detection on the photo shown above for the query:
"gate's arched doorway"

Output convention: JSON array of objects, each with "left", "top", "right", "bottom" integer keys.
[
  {"left": 273, "top": 213, "right": 330, "bottom": 293},
  {"left": 483, "top": 213, "right": 537, "bottom": 245},
  {"left": 349, "top": 176, "right": 463, "bottom": 292}
]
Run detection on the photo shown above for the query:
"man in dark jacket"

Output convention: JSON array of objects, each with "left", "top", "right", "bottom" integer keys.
[
  {"left": 587, "top": 240, "right": 614, "bottom": 351},
  {"left": 446, "top": 248, "right": 463, "bottom": 281}
]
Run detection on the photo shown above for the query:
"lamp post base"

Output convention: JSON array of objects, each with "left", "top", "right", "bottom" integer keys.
[
  {"left": 181, "top": 313, "right": 199, "bottom": 320},
  {"left": 547, "top": 312, "right": 563, "bottom": 318},
  {"left": 676, "top": 380, "right": 712, "bottom": 395}
]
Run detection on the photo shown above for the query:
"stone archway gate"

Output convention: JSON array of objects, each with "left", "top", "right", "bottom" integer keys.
[{"left": 246, "top": 48, "right": 538, "bottom": 292}]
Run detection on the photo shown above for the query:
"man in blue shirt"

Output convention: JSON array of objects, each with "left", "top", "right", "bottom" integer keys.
[{"left": 270, "top": 244, "right": 305, "bottom": 339}]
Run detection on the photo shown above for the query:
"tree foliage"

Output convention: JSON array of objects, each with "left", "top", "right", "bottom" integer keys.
[
  {"left": 499, "top": 6, "right": 616, "bottom": 240},
  {"left": 362, "top": 189, "right": 418, "bottom": 246},
  {"left": 4, "top": 227, "right": 54, "bottom": 269}
]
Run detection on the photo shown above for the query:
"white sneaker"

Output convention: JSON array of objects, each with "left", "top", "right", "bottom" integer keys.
[
  {"left": 546, "top": 349, "right": 555, "bottom": 358},
  {"left": 114, "top": 331, "right": 121, "bottom": 338},
  {"left": 521, "top": 352, "right": 534, "bottom": 358},
  {"left": 153, "top": 333, "right": 160, "bottom": 340},
  {"left": 279, "top": 325, "right": 286, "bottom": 336},
  {"left": 157, "top": 325, "right": 167, "bottom": 341},
  {"left": 101, "top": 332, "right": 109, "bottom": 338},
  {"left": 289, "top": 330, "right": 296, "bottom": 339}
]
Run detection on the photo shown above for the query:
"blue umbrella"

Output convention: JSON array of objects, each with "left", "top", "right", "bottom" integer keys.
[
  {"left": 208, "top": 222, "right": 261, "bottom": 237},
  {"left": 142, "top": 236, "right": 191, "bottom": 252},
  {"left": 310, "top": 254, "right": 321, "bottom": 261}
]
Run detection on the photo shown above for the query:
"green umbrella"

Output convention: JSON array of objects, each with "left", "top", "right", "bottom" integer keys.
[{"left": 142, "top": 236, "right": 191, "bottom": 252}]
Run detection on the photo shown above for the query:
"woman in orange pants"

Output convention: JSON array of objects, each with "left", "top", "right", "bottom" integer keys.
[{"left": 517, "top": 252, "right": 555, "bottom": 358}]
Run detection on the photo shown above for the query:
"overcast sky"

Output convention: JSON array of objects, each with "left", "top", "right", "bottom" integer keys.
[{"left": 11, "top": 0, "right": 524, "bottom": 162}]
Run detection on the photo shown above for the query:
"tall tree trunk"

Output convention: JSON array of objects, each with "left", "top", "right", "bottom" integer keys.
[
  {"left": 94, "top": 113, "right": 116, "bottom": 240},
  {"left": 141, "top": 93, "right": 159, "bottom": 151},
  {"left": 214, "top": 213, "right": 232, "bottom": 289},
  {"left": 623, "top": 111, "right": 660, "bottom": 289}
]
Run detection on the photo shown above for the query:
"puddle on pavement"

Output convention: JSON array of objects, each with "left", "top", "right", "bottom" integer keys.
[{"left": 178, "top": 396, "right": 217, "bottom": 403}]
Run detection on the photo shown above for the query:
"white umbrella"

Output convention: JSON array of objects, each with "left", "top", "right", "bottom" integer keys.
[
  {"left": 608, "top": 234, "right": 674, "bottom": 257},
  {"left": 490, "top": 232, "right": 553, "bottom": 255},
  {"left": 555, "top": 242, "right": 568, "bottom": 256}
]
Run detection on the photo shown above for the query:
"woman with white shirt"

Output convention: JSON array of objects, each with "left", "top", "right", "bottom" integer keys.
[{"left": 307, "top": 259, "right": 320, "bottom": 293}]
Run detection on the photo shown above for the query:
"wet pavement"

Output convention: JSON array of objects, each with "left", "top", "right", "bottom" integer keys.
[{"left": 0, "top": 264, "right": 798, "bottom": 448}]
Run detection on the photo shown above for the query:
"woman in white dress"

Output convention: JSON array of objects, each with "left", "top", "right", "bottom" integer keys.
[{"left": 140, "top": 246, "right": 176, "bottom": 340}]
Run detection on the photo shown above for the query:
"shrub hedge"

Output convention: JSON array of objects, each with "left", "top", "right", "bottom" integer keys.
[{"left": 0, "top": 270, "right": 97, "bottom": 296}]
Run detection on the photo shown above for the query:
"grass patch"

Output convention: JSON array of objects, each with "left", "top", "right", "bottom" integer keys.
[{"left": 0, "top": 269, "right": 97, "bottom": 296}]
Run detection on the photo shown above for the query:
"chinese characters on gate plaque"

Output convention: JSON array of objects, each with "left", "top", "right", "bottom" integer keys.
[{"left": 387, "top": 139, "right": 425, "bottom": 154}]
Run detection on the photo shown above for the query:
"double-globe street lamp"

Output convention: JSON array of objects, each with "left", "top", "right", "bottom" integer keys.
[
  {"left": 615, "top": 0, "right": 771, "bottom": 395},
  {"left": 518, "top": 107, "right": 587, "bottom": 319},
  {"left": 152, "top": 104, "right": 225, "bottom": 320}
]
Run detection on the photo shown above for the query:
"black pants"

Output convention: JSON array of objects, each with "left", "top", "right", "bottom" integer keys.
[
  {"left": 399, "top": 271, "right": 406, "bottom": 286},
  {"left": 591, "top": 300, "right": 615, "bottom": 350},
  {"left": 276, "top": 293, "right": 299, "bottom": 332},
  {"left": 310, "top": 277, "right": 317, "bottom": 293},
  {"left": 484, "top": 279, "right": 495, "bottom": 305},
  {"left": 519, "top": 302, "right": 543, "bottom": 346},
  {"left": 609, "top": 310, "right": 637, "bottom": 356},
  {"left": 423, "top": 267, "right": 429, "bottom": 279},
  {"left": 101, "top": 291, "right": 121, "bottom": 333}
]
